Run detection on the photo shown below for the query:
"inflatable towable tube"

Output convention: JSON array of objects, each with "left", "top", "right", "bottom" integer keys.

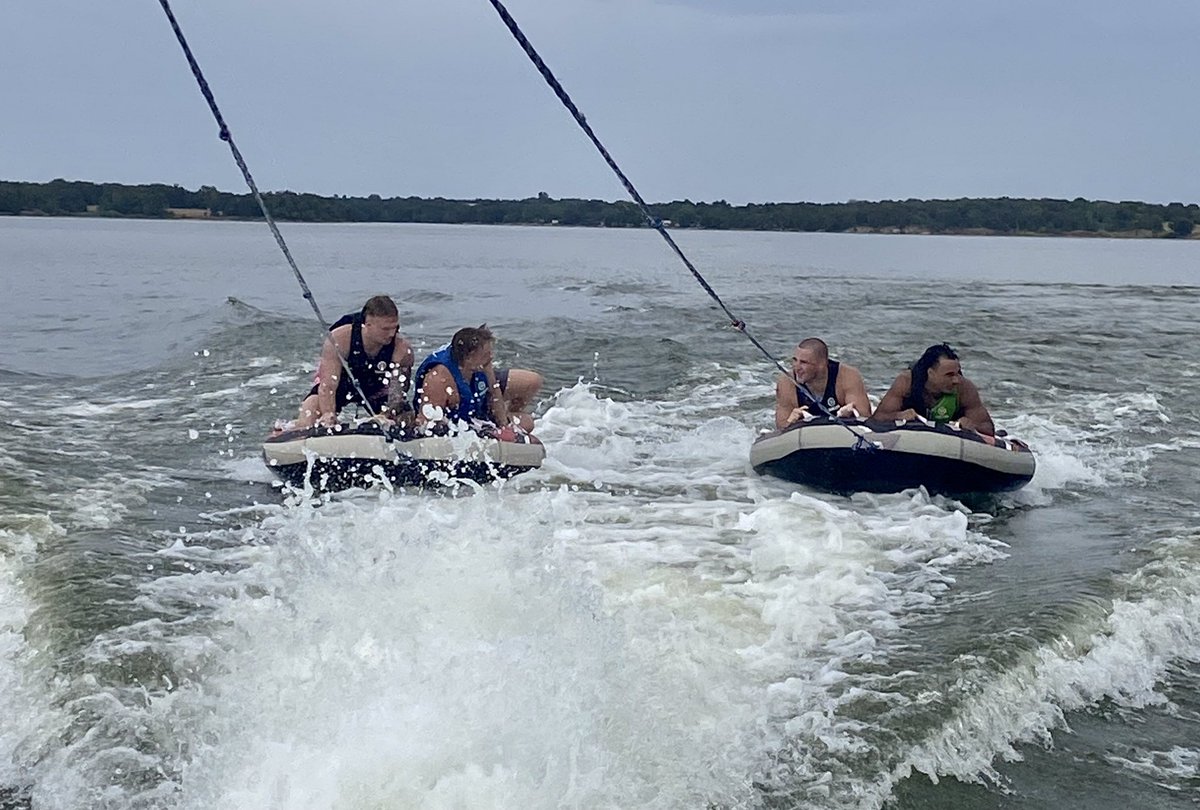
[
  {"left": 262, "top": 420, "right": 545, "bottom": 492},
  {"left": 750, "top": 417, "right": 1035, "bottom": 496}
]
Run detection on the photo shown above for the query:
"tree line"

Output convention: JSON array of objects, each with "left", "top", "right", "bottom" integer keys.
[{"left": 2, "top": 179, "right": 1196, "bottom": 237}]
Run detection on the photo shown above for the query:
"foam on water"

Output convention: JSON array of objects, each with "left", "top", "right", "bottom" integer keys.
[
  {"left": 1105, "top": 745, "right": 1200, "bottom": 792},
  {"left": 5, "top": 374, "right": 1196, "bottom": 809},
  {"left": 217, "top": 455, "right": 280, "bottom": 485},
  {"left": 990, "top": 389, "right": 1173, "bottom": 507},
  {"left": 0, "top": 527, "right": 69, "bottom": 804},
  {"left": 729, "top": 490, "right": 1010, "bottom": 805},
  {"left": 56, "top": 398, "right": 178, "bottom": 418},
  {"left": 155, "top": 386, "right": 1023, "bottom": 808},
  {"left": 530, "top": 382, "right": 757, "bottom": 496},
  {"left": 160, "top": 490, "right": 762, "bottom": 810},
  {"left": 874, "top": 534, "right": 1200, "bottom": 807},
  {"left": 1, "top": 385, "right": 907, "bottom": 806},
  {"left": 0, "top": 533, "right": 37, "bottom": 789}
]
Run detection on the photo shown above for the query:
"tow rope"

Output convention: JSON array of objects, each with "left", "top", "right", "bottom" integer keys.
[
  {"left": 485, "top": 0, "right": 858, "bottom": 426},
  {"left": 158, "top": 0, "right": 864, "bottom": 442},
  {"left": 157, "top": 0, "right": 377, "bottom": 418}
]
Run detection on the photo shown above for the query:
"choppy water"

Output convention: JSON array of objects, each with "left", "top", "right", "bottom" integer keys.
[{"left": 1, "top": 217, "right": 1198, "bottom": 809}]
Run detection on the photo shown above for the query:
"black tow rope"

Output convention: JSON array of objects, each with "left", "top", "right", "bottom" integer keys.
[
  {"left": 486, "top": 0, "right": 870, "bottom": 446},
  {"left": 157, "top": 0, "right": 377, "bottom": 420},
  {"left": 484, "top": 1, "right": 782, "bottom": 366}
]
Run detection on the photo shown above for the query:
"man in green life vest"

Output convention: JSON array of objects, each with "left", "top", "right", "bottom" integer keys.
[{"left": 872, "top": 343, "right": 995, "bottom": 436}]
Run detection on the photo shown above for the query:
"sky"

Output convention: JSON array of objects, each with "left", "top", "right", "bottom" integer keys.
[{"left": 2, "top": 0, "right": 1198, "bottom": 206}]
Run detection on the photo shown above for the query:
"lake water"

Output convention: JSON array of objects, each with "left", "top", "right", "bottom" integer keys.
[{"left": 1, "top": 217, "right": 1198, "bottom": 809}]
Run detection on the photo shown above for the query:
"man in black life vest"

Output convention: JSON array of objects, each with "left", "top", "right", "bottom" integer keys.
[
  {"left": 873, "top": 343, "right": 995, "bottom": 436},
  {"left": 294, "top": 294, "right": 415, "bottom": 428},
  {"left": 775, "top": 337, "right": 873, "bottom": 430}
]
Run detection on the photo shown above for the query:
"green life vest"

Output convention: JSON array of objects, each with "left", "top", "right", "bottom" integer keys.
[{"left": 928, "top": 392, "right": 959, "bottom": 423}]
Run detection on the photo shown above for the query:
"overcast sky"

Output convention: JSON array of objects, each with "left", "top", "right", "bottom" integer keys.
[{"left": 2, "top": 0, "right": 1197, "bottom": 205}]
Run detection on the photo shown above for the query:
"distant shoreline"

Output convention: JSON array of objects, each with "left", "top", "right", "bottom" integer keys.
[
  {"left": 2, "top": 211, "right": 1186, "bottom": 240},
  {"left": 3, "top": 179, "right": 1198, "bottom": 240},
  {"left": 842, "top": 225, "right": 1177, "bottom": 239}
]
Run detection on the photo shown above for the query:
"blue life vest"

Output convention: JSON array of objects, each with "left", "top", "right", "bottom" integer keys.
[{"left": 413, "top": 346, "right": 490, "bottom": 423}]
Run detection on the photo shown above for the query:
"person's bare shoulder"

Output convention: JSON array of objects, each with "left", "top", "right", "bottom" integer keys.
[
  {"left": 840, "top": 364, "right": 871, "bottom": 396},
  {"left": 394, "top": 337, "right": 415, "bottom": 365},
  {"left": 888, "top": 368, "right": 912, "bottom": 391},
  {"left": 328, "top": 322, "right": 354, "bottom": 350},
  {"left": 420, "top": 363, "right": 455, "bottom": 393},
  {"left": 959, "top": 376, "right": 984, "bottom": 404},
  {"left": 317, "top": 324, "right": 353, "bottom": 367},
  {"left": 840, "top": 363, "right": 865, "bottom": 382},
  {"left": 876, "top": 369, "right": 912, "bottom": 407}
]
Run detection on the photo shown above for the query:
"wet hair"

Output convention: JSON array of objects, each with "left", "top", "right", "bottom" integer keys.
[
  {"left": 450, "top": 324, "right": 494, "bottom": 366},
  {"left": 361, "top": 295, "right": 398, "bottom": 320},
  {"left": 796, "top": 337, "right": 829, "bottom": 360},
  {"left": 909, "top": 343, "right": 959, "bottom": 402}
]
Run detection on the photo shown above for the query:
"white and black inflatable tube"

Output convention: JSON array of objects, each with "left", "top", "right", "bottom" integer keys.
[
  {"left": 750, "top": 417, "right": 1035, "bottom": 496},
  {"left": 262, "top": 420, "right": 546, "bottom": 492}
]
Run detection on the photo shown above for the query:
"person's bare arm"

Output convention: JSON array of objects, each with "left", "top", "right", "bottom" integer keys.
[
  {"left": 382, "top": 338, "right": 415, "bottom": 423},
  {"left": 837, "top": 366, "right": 873, "bottom": 418},
  {"left": 775, "top": 374, "right": 801, "bottom": 430},
  {"left": 415, "top": 365, "right": 456, "bottom": 425},
  {"left": 314, "top": 327, "right": 352, "bottom": 425},
  {"left": 956, "top": 379, "right": 995, "bottom": 436},
  {"left": 394, "top": 338, "right": 414, "bottom": 397},
  {"left": 871, "top": 371, "right": 919, "bottom": 422},
  {"left": 484, "top": 365, "right": 509, "bottom": 427}
]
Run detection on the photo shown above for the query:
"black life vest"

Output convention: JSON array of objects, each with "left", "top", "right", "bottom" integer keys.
[
  {"left": 794, "top": 360, "right": 840, "bottom": 416},
  {"left": 325, "top": 312, "right": 396, "bottom": 409}
]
